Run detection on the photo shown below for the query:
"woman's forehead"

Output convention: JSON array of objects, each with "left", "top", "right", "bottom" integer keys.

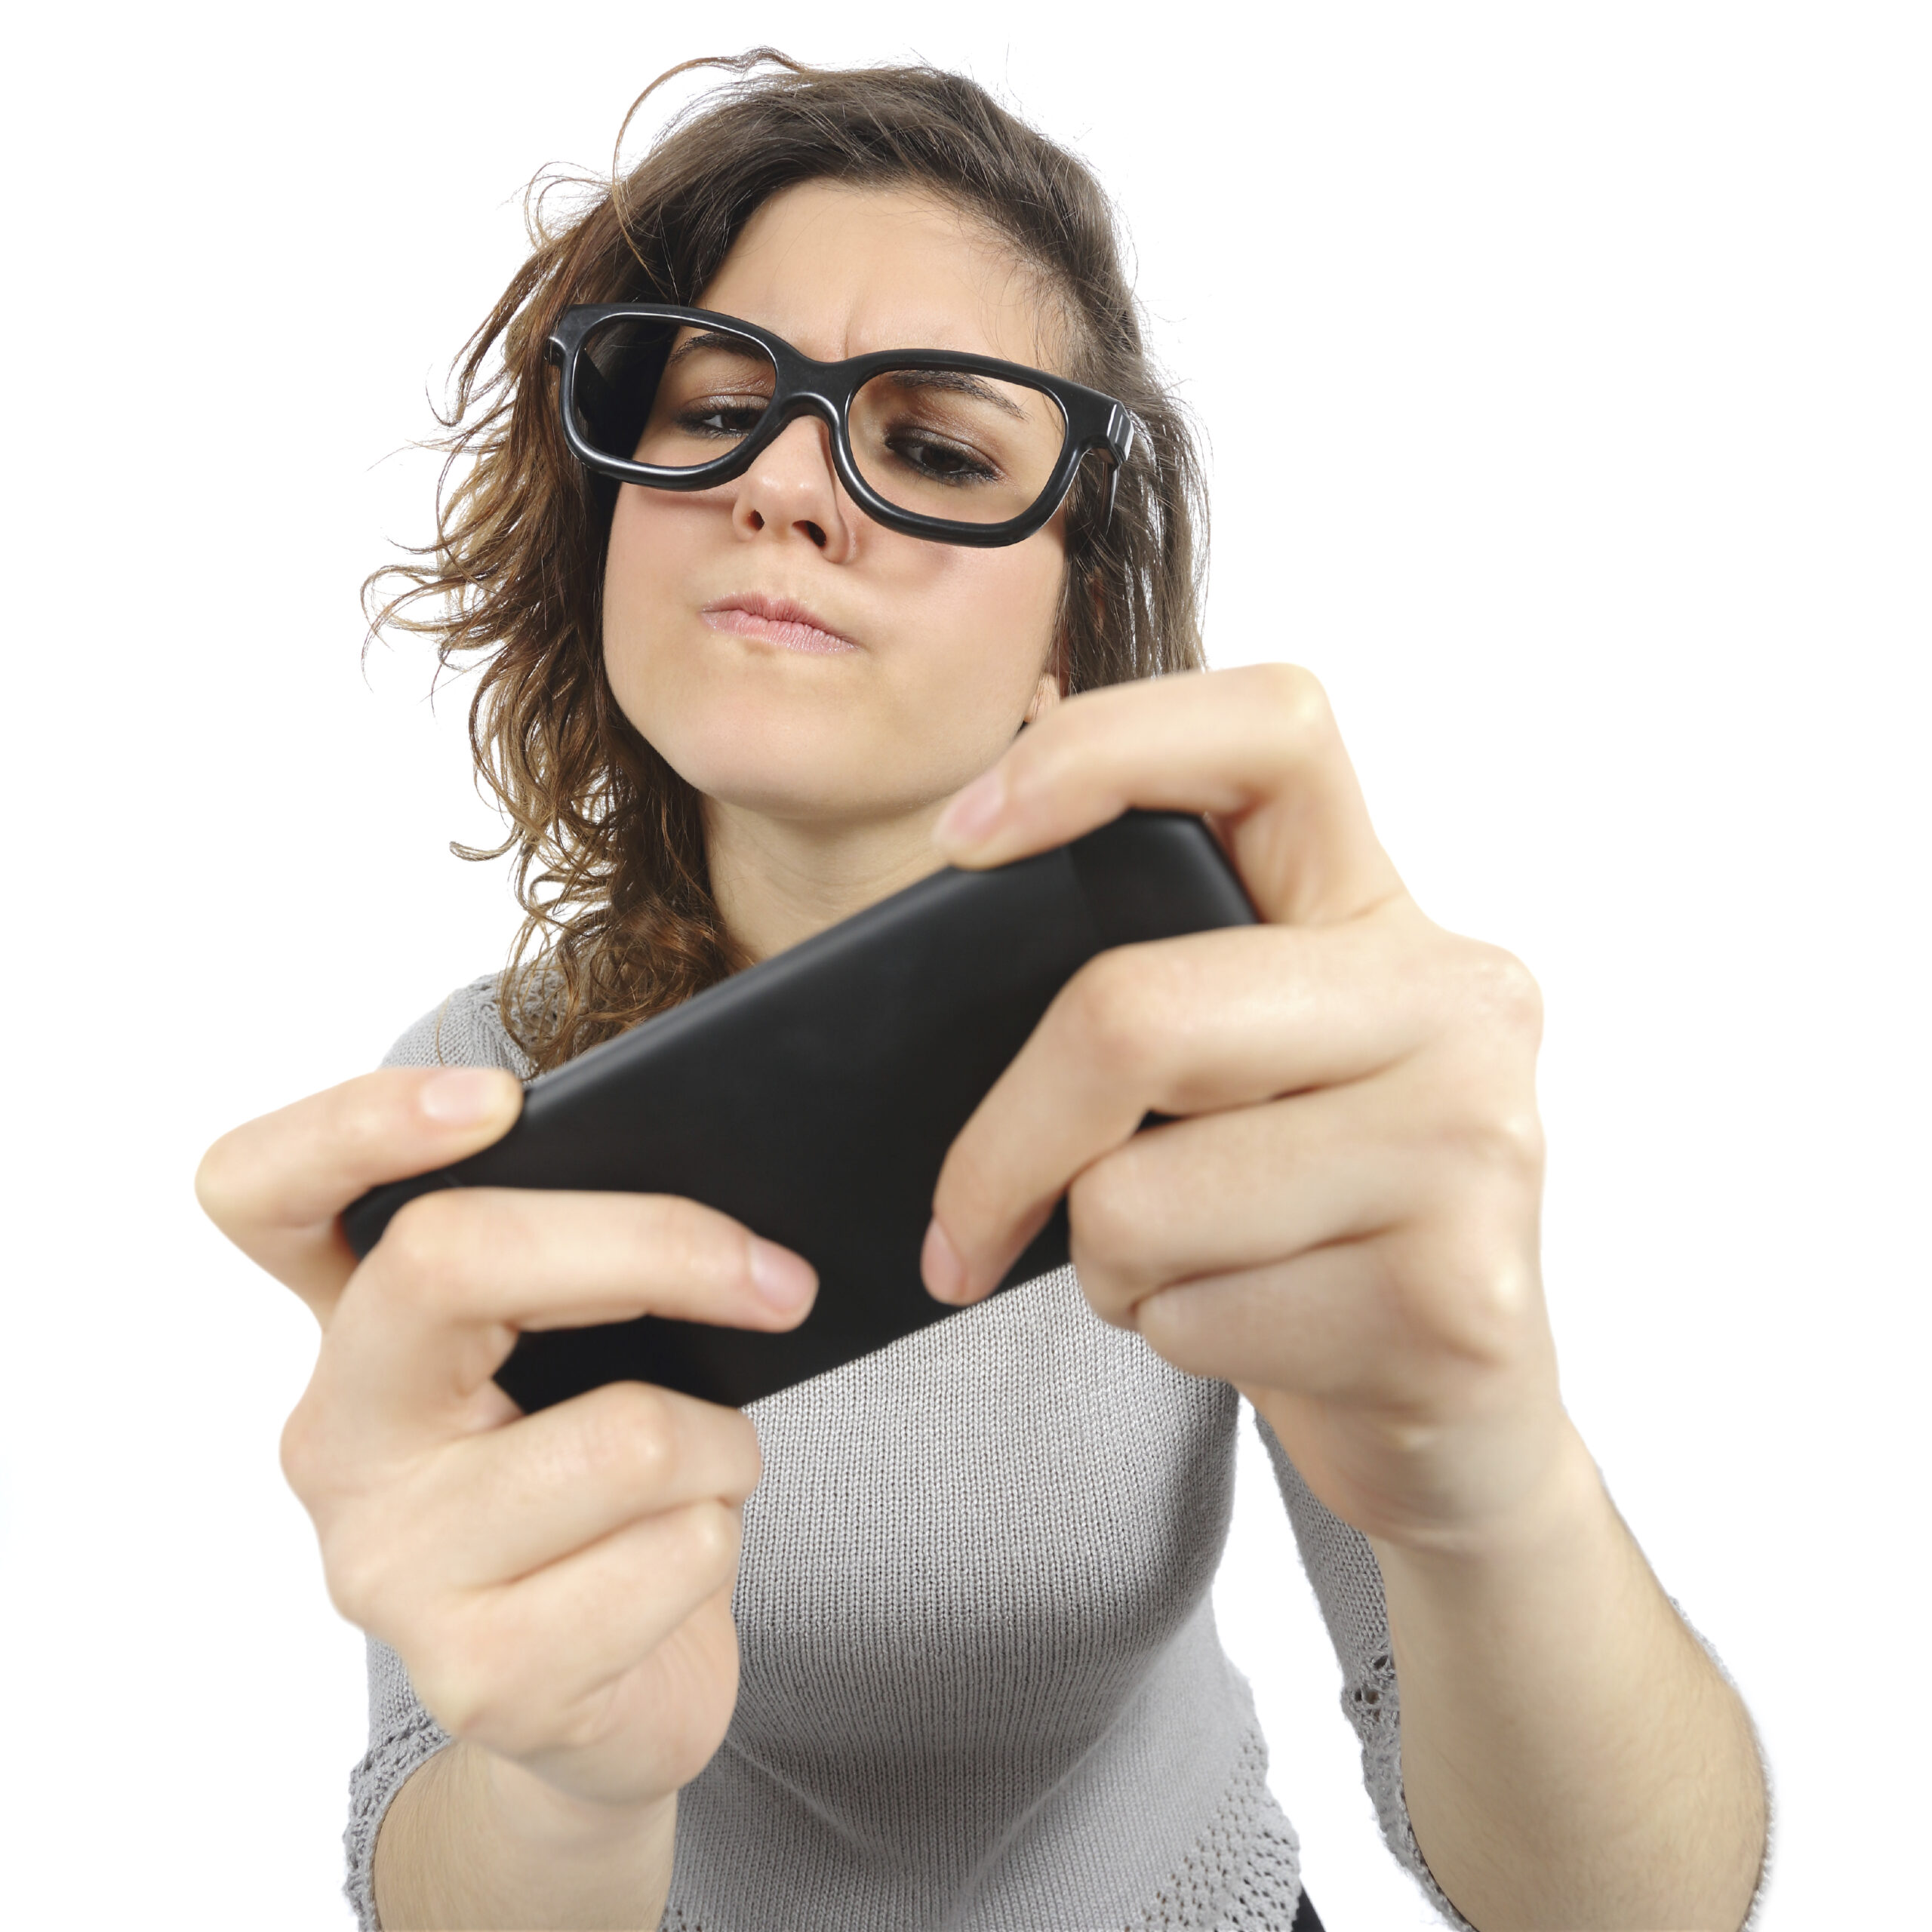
[{"left": 694, "top": 180, "right": 1064, "bottom": 371}]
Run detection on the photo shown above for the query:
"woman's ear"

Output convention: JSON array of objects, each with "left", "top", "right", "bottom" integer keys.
[
  {"left": 1027, "top": 608, "right": 1075, "bottom": 725},
  {"left": 1026, "top": 558, "right": 1091, "bottom": 724},
  {"left": 1023, "top": 672, "right": 1064, "bottom": 725}
]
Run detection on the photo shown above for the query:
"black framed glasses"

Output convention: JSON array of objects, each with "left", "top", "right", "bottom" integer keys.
[{"left": 546, "top": 303, "right": 1137, "bottom": 548}]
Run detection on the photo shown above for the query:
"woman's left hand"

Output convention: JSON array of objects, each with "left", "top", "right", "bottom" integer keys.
[{"left": 921, "top": 662, "right": 1564, "bottom": 1551}]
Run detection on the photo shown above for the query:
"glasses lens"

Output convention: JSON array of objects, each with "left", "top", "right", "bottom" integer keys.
[
  {"left": 573, "top": 318, "right": 777, "bottom": 470},
  {"left": 849, "top": 367, "right": 1068, "bottom": 526}
]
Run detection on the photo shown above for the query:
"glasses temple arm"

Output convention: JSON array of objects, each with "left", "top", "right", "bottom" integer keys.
[
  {"left": 549, "top": 337, "right": 625, "bottom": 444},
  {"left": 1102, "top": 407, "right": 1140, "bottom": 528}
]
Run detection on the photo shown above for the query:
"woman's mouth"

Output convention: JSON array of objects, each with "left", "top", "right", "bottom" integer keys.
[{"left": 701, "top": 594, "right": 859, "bottom": 654}]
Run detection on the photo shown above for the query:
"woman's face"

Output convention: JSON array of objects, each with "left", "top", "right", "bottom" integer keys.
[{"left": 601, "top": 180, "right": 1070, "bottom": 831}]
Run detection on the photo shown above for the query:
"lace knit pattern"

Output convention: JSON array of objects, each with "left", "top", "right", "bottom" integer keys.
[
  {"left": 346, "top": 1649, "right": 453, "bottom": 1932},
  {"left": 1119, "top": 1730, "right": 1305, "bottom": 1931}
]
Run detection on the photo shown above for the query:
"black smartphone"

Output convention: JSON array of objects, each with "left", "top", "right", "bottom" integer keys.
[{"left": 343, "top": 810, "right": 1257, "bottom": 1411}]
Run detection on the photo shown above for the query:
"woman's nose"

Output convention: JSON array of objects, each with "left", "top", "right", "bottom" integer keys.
[{"left": 731, "top": 414, "right": 857, "bottom": 558}]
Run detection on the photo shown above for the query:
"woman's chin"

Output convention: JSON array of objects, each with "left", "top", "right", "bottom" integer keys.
[
  {"left": 670, "top": 755, "right": 933, "bottom": 832},
  {"left": 640, "top": 706, "right": 1004, "bottom": 833}
]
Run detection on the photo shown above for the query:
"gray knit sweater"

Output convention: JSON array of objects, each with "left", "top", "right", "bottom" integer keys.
[{"left": 344, "top": 976, "right": 1763, "bottom": 1930}]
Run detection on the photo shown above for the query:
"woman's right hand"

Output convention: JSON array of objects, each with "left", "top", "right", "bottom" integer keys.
[{"left": 195, "top": 1063, "right": 820, "bottom": 1819}]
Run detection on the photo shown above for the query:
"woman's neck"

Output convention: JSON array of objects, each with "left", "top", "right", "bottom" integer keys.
[{"left": 703, "top": 798, "right": 953, "bottom": 966}]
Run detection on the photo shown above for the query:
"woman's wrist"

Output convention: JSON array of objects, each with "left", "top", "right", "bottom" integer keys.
[
  {"left": 1363, "top": 1409, "right": 1613, "bottom": 1576},
  {"left": 376, "top": 1742, "right": 678, "bottom": 1932},
  {"left": 475, "top": 1745, "right": 678, "bottom": 1857},
  {"left": 1241, "top": 1374, "right": 1592, "bottom": 1565}
]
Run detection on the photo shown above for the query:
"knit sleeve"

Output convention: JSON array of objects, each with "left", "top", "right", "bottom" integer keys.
[
  {"left": 366, "top": 972, "right": 535, "bottom": 1080},
  {"left": 342, "top": 975, "right": 531, "bottom": 1932},
  {"left": 1249, "top": 1406, "right": 1774, "bottom": 1930}
]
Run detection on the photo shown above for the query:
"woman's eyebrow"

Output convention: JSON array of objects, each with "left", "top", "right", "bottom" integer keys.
[
  {"left": 877, "top": 368, "right": 1027, "bottom": 418},
  {"left": 665, "top": 334, "right": 1032, "bottom": 418},
  {"left": 667, "top": 330, "right": 771, "bottom": 365}
]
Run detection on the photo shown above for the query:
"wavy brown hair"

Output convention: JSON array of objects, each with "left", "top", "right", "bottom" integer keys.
[{"left": 367, "top": 50, "right": 1210, "bottom": 1073}]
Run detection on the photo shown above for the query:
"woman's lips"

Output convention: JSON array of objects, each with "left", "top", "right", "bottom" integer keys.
[{"left": 701, "top": 595, "right": 858, "bottom": 655}]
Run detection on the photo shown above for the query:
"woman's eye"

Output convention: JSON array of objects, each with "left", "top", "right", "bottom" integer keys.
[
  {"left": 888, "top": 430, "right": 998, "bottom": 485},
  {"left": 674, "top": 398, "right": 768, "bottom": 438}
]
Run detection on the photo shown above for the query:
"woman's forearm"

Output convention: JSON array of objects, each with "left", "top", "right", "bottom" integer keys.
[
  {"left": 1368, "top": 1417, "right": 1767, "bottom": 1932},
  {"left": 372, "top": 1742, "right": 676, "bottom": 1931}
]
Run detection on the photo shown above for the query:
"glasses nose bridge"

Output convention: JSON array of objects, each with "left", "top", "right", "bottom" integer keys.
[
  {"left": 730, "top": 387, "right": 857, "bottom": 531},
  {"left": 767, "top": 378, "right": 845, "bottom": 438},
  {"left": 752, "top": 374, "right": 862, "bottom": 494}
]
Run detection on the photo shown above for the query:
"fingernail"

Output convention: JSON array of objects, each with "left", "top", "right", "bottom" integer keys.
[
  {"left": 749, "top": 1238, "right": 816, "bottom": 1312},
  {"left": 420, "top": 1068, "right": 509, "bottom": 1126},
  {"left": 934, "top": 771, "right": 1006, "bottom": 851},
  {"left": 921, "top": 1218, "right": 969, "bottom": 1303}
]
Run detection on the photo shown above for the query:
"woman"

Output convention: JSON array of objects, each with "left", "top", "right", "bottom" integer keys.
[{"left": 198, "top": 54, "right": 1770, "bottom": 1932}]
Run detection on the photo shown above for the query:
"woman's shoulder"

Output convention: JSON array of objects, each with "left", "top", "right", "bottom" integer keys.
[{"left": 379, "top": 973, "right": 534, "bottom": 1078}]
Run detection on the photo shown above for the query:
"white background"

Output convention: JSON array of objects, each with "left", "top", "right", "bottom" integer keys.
[{"left": 2, "top": 5, "right": 1925, "bottom": 1926}]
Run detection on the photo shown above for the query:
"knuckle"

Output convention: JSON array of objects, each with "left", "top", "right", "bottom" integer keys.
[
  {"left": 331, "top": 1075, "right": 417, "bottom": 1167},
  {"left": 647, "top": 1197, "right": 738, "bottom": 1291},
  {"left": 580, "top": 1383, "right": 675, "bottom": 1488},
  {"left": 368, "top": 1189, "right": 481, "bottom": 1312},
  {"left": 1441, "top": 1254, "right": 1543, "bottom": 1367},
  {"left": 1063, "top": 949, "right": 1159, "bottom": 1072},
  {"left": 412, "top": 1602, "right": 565, "bottom": 1750},
  {"left": 1449, "top": 1102, "right": 1546, "bottom": 1189},
  {"left": 192, "top": 1134, "right": 248, "bottom": 1231},
  {"left": 1462, "top": 943, "right": 1544, "bottom": 1043},
  {"left": 277, "top": 1396, "right": 328, "bottom": 1500},
  {"left": 319, "top": 1532, "right": 394, "bottom": 1632},
  {"left": 1254, "top": 661, "right": 1334, "bottom": 741},
  {"left": 1394, "top": 1219, "right": 1543, "bottom": 1371},
  {"left": 541, "top": 1694, "right": 619, "bottom": 1761},
  {"left": 719, "top": 1411, "right": 765, "bottom": 1499},
  {"left": 682, "top": 1498, "right": 743, "bottom": 1581},
  {"left": 1066, "top": 1155, "right": 1146, "bottom": 1276},
  {"left": 276, "top": 1368, "right": 368, "bottom": 1514},
  {"left": 411, "top": 1632, "right": 505, "bottom": 1744}
]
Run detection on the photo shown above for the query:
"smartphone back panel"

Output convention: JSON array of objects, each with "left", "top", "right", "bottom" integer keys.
[{"left": 343, "top": 811, "right": 1256, "bottom": 1411}]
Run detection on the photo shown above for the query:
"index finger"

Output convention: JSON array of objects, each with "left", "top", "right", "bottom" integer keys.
[
  {"left": 195, "top": 1066, "right": 525, "bottom": 1322},
  {"left": 932, "top": 663, "right": 1405, "bottom": 926},
  {"left": 317, "top": 1185, "right": 817, "bottom": 1438}
]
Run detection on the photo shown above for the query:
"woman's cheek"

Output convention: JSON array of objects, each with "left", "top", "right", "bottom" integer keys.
[
  {"left": 915, "top": 543, "right": 1064, "bottom": 713},
  {"left": 600, "top": 494, "right": 714, "bottom": 737}
]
